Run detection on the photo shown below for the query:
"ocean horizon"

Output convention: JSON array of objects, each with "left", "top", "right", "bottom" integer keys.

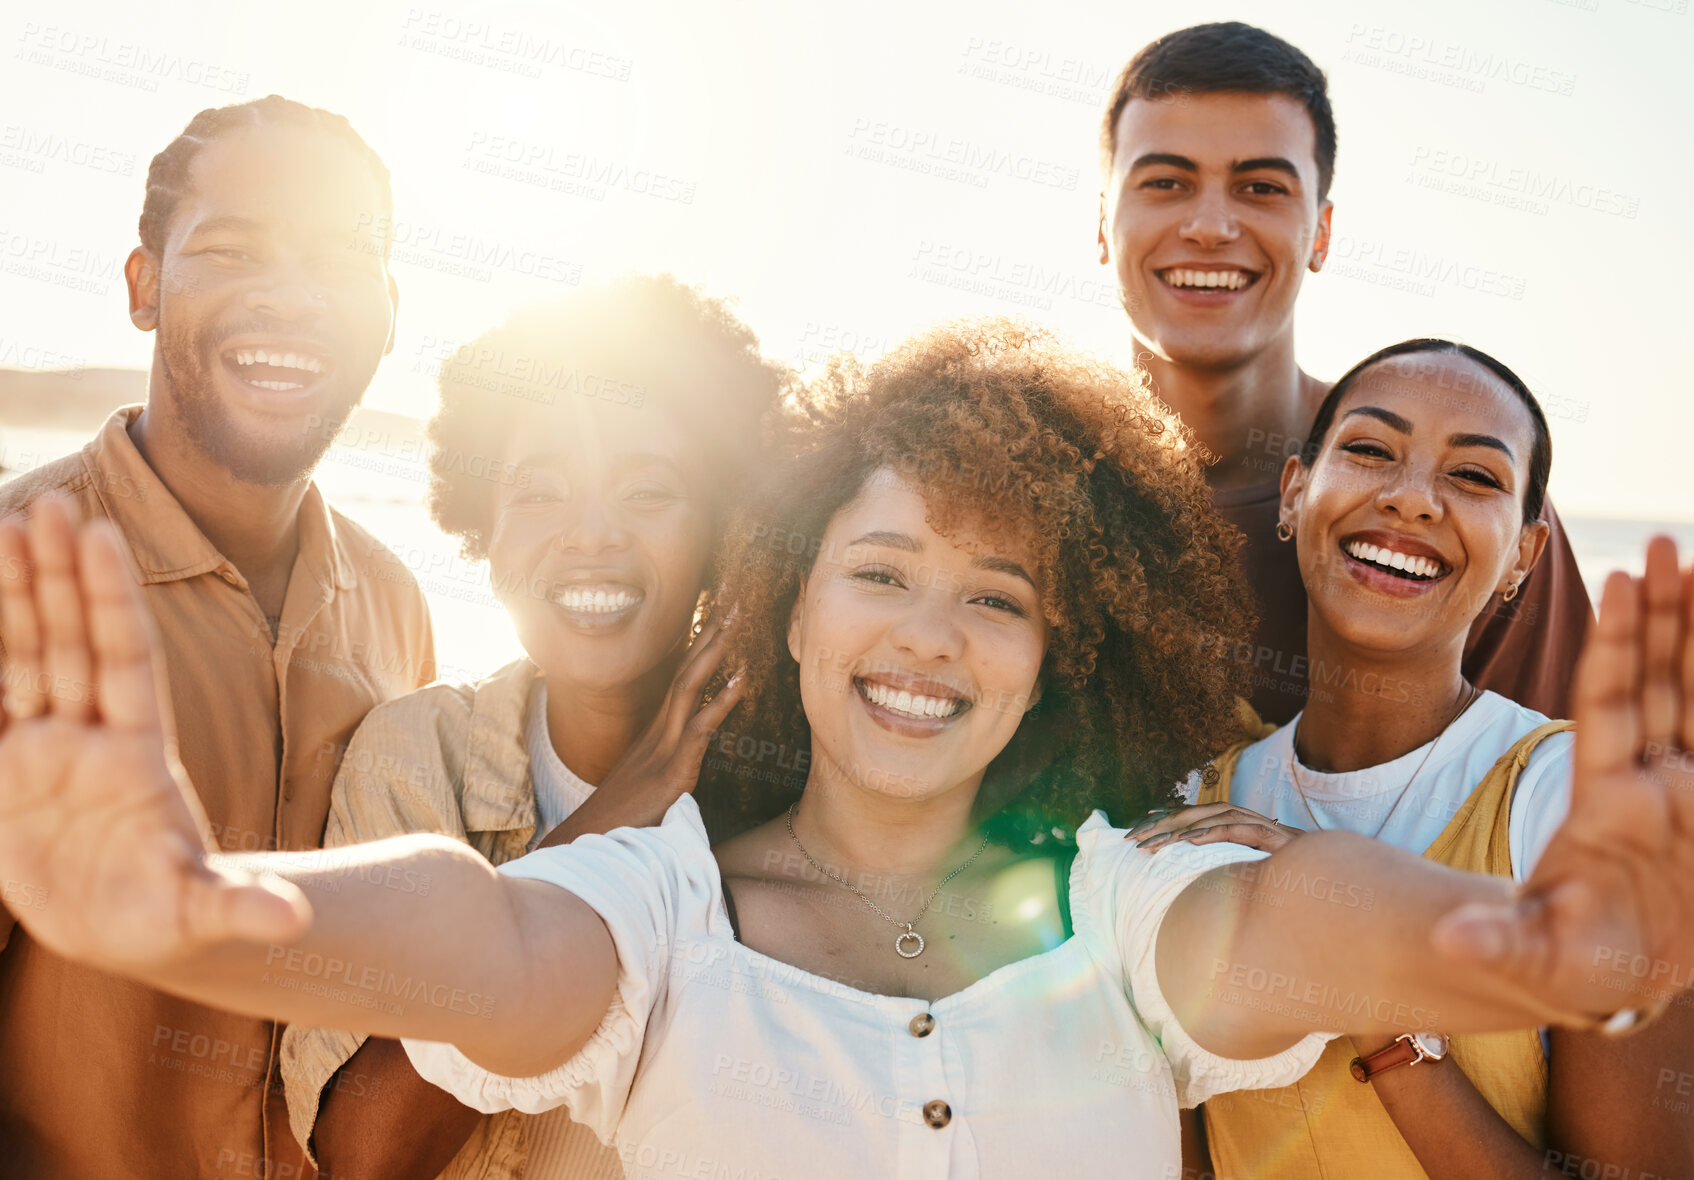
[{"left": 5, "top": 420, "right": 1691, "bottom": 688}]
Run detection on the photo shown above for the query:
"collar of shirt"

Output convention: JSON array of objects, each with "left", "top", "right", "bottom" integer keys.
[
  {"left": 84, "top": 406, "right": 358, "bottom": 595},
  {"left": 460, "top": 656, "right": 546, "bottom": 834}
]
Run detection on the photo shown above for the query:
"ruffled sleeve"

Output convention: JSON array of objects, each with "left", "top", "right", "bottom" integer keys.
[
  {"left": 1071, "top": 811, "right": 1333, "bottom": 1108},
  {"left": 403, "top": 795, "right": 717, "bottom": 1140}
]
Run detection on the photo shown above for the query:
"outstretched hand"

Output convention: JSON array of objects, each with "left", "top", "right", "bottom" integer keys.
[
  {"left": 0, "top": 497, "right": 310, "bottom": 972},
  {"left": 535, "top": 607, "right": 745, "bottom": 847},
  {"left": 1433, "top": 536, "right": 1694, "bottom": 1030}
]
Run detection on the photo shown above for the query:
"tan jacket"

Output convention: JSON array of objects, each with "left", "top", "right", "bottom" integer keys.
[{"left": 280, "top": 658, "right": 620, "bottom": 1179}]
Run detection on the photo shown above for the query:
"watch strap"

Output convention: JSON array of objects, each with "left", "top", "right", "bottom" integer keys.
[{"left": 1349, "top": 1036, "right": 1424, "bottom": 1082}]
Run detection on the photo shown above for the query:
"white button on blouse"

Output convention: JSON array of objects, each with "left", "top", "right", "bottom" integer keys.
[{"left": 405, "top": 796, "right": 1330, "bottom": 1179}]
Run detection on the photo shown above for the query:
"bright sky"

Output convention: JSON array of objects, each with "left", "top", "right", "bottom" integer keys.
[{"left": 4, "top": 0, "right": 1691, "bottom": 520}]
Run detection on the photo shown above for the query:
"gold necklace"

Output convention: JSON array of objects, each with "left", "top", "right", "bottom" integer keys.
[
  {"left": 784, "top": 803, "right": 990, "bottom": 959},
  {"left": 1286, "top": 683, "right": 1480, "bottom": 839}
]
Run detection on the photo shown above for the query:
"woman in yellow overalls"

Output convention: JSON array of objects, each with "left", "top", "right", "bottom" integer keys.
[{"left": 1132, "top": 338, "right": 1693, "bottom": 1178}]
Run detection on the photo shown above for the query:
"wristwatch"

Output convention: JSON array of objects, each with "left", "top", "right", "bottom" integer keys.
[{"left": 1349, "top": 1032, "right": 1450, "bottom": 1082}]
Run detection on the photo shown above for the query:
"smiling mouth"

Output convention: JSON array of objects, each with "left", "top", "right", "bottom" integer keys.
[
  {"left": 223, "top": 347, "right": 331, "bottom": 393},
  {"left": 550, "top": 584, "right": 644, "bottom": 614},
  {"left": 854, "top": 677, "right": 970, "bottom": 721},
  {"left": 1157, "top": 267, "right": 1258, "bottom": 292},
  {"left": 1342, "top": 538, "right": 1450, "bottom": 581}
]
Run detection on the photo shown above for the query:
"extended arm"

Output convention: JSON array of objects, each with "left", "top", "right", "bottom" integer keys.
[
  {"left": 152, "top": 828, "right": 613, "bottom": 1078},
  {"left": 1157, "top": 541, "right": 1694, "bottom": 1060},
  {"left": 0, "top": 499, "right": 616, "bottom": 1079}
]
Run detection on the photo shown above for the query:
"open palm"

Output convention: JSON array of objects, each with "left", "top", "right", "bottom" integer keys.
[
  {"left": 0, "top": 497, "right": 308, "bottom": 972},
  {"left": 1435, "top": 536, "right": 1694, "bottom": 1029}
]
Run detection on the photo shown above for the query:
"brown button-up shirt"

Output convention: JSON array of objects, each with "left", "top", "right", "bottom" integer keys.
[{"left": 0, "top": 407, "right": 435, "bottom": 1180}]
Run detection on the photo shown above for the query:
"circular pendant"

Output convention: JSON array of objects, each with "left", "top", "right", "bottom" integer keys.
[{"left": 895, "top": 929, "right": 924, "bottom": 958}]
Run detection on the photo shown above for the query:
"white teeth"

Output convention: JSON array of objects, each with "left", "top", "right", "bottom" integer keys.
[
  {"left": 1345, "top": 540, "right": 1445, "bottom": 580},
  {"left": 250, "top": 380, "right": 304, "bottom": 391},
  {"left": 858, "top": 679, "right": 964, "bottom": 720},
  {"left": 553, "top": 586, "right": 642, "bottom": 613},
  {"left": 233, "top": 348, "right": 325, "bottom": 375},
  {"left": 1164, "top": 269, "right": 1249, "bottom": 290}
]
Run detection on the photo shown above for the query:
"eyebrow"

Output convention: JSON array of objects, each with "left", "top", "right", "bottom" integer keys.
[
  {"left": 1129, "top": 152, "right": 1197, "bottom": 172},
  {"left": 1342, "top": 406, "right": 1413, "bottom": 434},
  {"left": 973, "top": 554, "right": 1038, "bottom": 588},
  {"left": 184, "top": 216, "right": 265, "bottom": 237},
  {"left": 514, "top": 452, "right": 567, "bottom": 470},
  {"left": 513, "top": 452, "right": 682, "bottom": 472},
  {"left": 1447, "top": 432, "right": 1514, "bottom": 462},
  {"left": 1341, "top": 409, "right": 1517, "bottom": 462},
  {"left": 848, "top": 531, "right": 1037, "bottom": 589},
  {"left": 1128, "top": 153, "right": 1302, "bottom": 181}
]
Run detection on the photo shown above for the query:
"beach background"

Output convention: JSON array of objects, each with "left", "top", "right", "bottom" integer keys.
[
  {"left": 4, "top": 369, "right": 1690, "bottom": 683},
  {"left": 4, "top": 0, "right": 1691, "bottom": 680}
]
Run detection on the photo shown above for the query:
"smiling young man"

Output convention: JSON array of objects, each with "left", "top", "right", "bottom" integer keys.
[
  {"left": 0, "top": 97, "right": 434, "bottom": 1179},
  {"left": 1096, "top": 22, "right": 1592, "bottom": 724}
]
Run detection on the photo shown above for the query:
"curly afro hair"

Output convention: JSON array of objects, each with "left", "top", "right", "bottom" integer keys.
[
  {"left": 697, "top": 319, "right": 1256, "bottom": 843},
  {"left": 426, "top": 275, "right": 792, "bottom": 563}
]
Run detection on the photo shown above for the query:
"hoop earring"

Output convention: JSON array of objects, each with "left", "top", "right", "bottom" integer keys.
[
  {"left": 1275, "top": 521, "right": 1294, "bottom": 543},
  {"left": 1502, "top": 582, "right": 1520, "bottom": 602}
]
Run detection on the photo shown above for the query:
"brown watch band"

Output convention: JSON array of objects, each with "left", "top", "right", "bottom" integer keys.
[{"left": 1349, "top": 1032, "right": 1448, "bottom": 1082}]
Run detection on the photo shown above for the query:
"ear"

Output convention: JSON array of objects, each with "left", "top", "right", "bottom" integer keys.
[
  {"left": 1097, "top": 193, "right": 1110, "bottom": 266},
  {"left": 786, "top": 580, "right": 806, "bottom": 665},
  {"left": 383, "top": 270, "right": 400, "bottom": 357},
  {"left": 1502, "top": 518, "right": 1550, "bottom": 596},
  {"left": 1309, "top": 200, "right": 1333, "bottom": 273},
  {"left": 1278, "top": 454, "right": 1307, "bottom": 534},
  {"left": 125, "top": 248, "right": 160, "bottom": 332}
]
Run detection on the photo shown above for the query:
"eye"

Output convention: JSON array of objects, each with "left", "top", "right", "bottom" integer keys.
[
  {"left": 1452, "top": 467, "right": 1503, "bottom": 490},
  {"left": 972, "top": 591, "right": 1026, "bottom": 616},
  {"left": 625, "top": 484, "right": 681, "bottom": 505},
  {"left": 852, "top": 565, "right": 905, "bottom": 588},
  {"left": 205, "top": 247, "right": 253, "bottom": 262},
  {"left": 1139, "top": 176, "right": 1183, "bottom": 191},
  {"left": 1340, "top": 441, "right": 1392, "bottom": 460},
  {"left": 1241, "top": 180, "right": 1288, "bottom": 197}
]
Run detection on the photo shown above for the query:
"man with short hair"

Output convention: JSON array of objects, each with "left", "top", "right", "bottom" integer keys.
[
  {"left": 1096, "top": 22, "right": 1592, "bottom": 724},
  {"left": 0, "top": 96, "right": 434, "bottom": 1179}
]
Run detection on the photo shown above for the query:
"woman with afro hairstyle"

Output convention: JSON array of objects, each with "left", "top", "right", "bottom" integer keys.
[
  {"left": 280, "top": 274, "right": 789, "bottom": 1180},
  {"left": 3, "top": 321, "right": 1691, "bottom": 1180}
]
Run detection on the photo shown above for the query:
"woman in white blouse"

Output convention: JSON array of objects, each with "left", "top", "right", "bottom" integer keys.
[{"left": 1, "top": 323, "right": 1690, "bottom": 1180}]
